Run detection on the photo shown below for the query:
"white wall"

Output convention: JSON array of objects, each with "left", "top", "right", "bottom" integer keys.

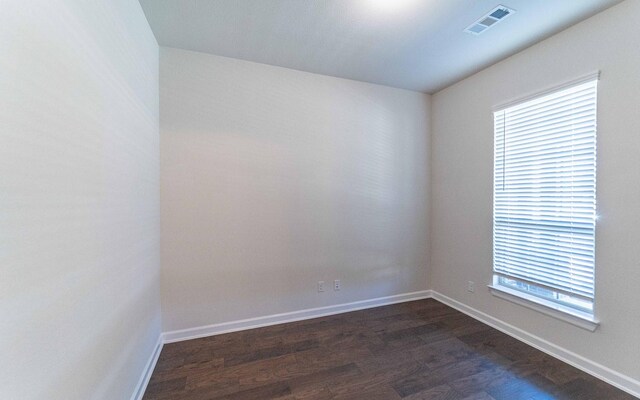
[
  {"left": 0, "top": 1, "right": 160, "bottom": 399},
  {"left": 160, "top": 47, "right": 430, "bottom": 332},
  {"left": 431, "top": 0, "right": 640, "bottom": 389}
]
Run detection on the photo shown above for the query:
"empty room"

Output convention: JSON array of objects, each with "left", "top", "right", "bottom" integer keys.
[{"left": 3, "top": 0, "right": 640, "bottom": 399}]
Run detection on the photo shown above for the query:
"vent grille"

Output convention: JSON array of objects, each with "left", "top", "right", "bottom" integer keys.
[{"left": 465, "top": 5, "right": 515, "bottom": 35}]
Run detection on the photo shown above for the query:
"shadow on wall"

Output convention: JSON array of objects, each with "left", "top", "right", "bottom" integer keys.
[{"left": 45, "top": 273, "right": 161, "bottom": 400}]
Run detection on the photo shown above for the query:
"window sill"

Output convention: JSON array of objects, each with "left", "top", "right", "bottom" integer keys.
[{"left": 488, "top": 284, "right": 600, "bottom": 332}]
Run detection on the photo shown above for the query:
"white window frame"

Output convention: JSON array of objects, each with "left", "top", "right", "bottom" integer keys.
[{"left": 489, "top": 73, "right": 600, "bottom": 332}]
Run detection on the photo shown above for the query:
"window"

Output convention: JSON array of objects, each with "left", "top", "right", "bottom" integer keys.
[{"left": 492, "top": 76, "right": 598, "bottom": 322}]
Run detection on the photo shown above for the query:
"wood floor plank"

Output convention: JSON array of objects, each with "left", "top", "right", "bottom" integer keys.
[
  {"left": 485, "top": 373, "right": 558, "bottom": 400},
  {"left": 224, "top": 338, "right": 320, "bottom": 367},
  {"left": 392, "top": 356, "right": 496, "bottom": 397},
  {"left": 143, "top": 299, "right": 636, "bottom": 400},
  {"left": 401, "top": 383, "right": 465, "bottom": 400}
]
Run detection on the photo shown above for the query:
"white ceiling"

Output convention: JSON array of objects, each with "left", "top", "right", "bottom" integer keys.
[{"left": 139, "top": 0, "right": 622, "bottom": 93}]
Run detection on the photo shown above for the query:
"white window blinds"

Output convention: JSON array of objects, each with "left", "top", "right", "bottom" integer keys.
[{"left": 493, "top": 78, "right": 598, "bottom": 311}]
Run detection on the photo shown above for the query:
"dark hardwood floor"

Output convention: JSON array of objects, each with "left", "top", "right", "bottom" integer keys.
[{"left": 143, "top": 299, "right": 635, "bottom": 400}]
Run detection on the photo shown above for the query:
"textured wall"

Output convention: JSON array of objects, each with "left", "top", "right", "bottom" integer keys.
[
  {"left": 0, "top": 1, "right": 160, "bottom": 399},
  {"left": 160, "top": 47, "right": 430, "bottom": 332},
  {"left": 431, "top": 0, "right": 640, "bottom": 387}
]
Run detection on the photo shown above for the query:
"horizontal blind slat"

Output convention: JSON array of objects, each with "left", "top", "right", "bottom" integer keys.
[{"left": 493, "top": 79, "right": 597, "bottom": 304}]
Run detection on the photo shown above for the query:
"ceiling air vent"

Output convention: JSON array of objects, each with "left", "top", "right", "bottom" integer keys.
[{"left": 464, "top": 5, "right": 515, "bottom": 35}]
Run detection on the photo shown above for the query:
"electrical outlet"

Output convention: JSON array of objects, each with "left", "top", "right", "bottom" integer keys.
[
  {"left": 334, "top": 279, "right": 341, "bottom": 291},
  {"left": 318, "top": 281, "right": 325, "bottom": 292},
  {"left": 467, "top": 281, "right": 475, "bottom": 293}
]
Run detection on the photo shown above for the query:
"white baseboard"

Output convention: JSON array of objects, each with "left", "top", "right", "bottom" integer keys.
[
  {"left": 136, "top": 290, "right": 639, "bottom": 400},
  {"left": 430, "top": 291, "right": 640, "bottom": 399},
  {"left": 130, "top": 335, "right": 164, "bottom": 400},
  {"left": 162, "top": 290, "right": 433, "bottom": 343}
]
